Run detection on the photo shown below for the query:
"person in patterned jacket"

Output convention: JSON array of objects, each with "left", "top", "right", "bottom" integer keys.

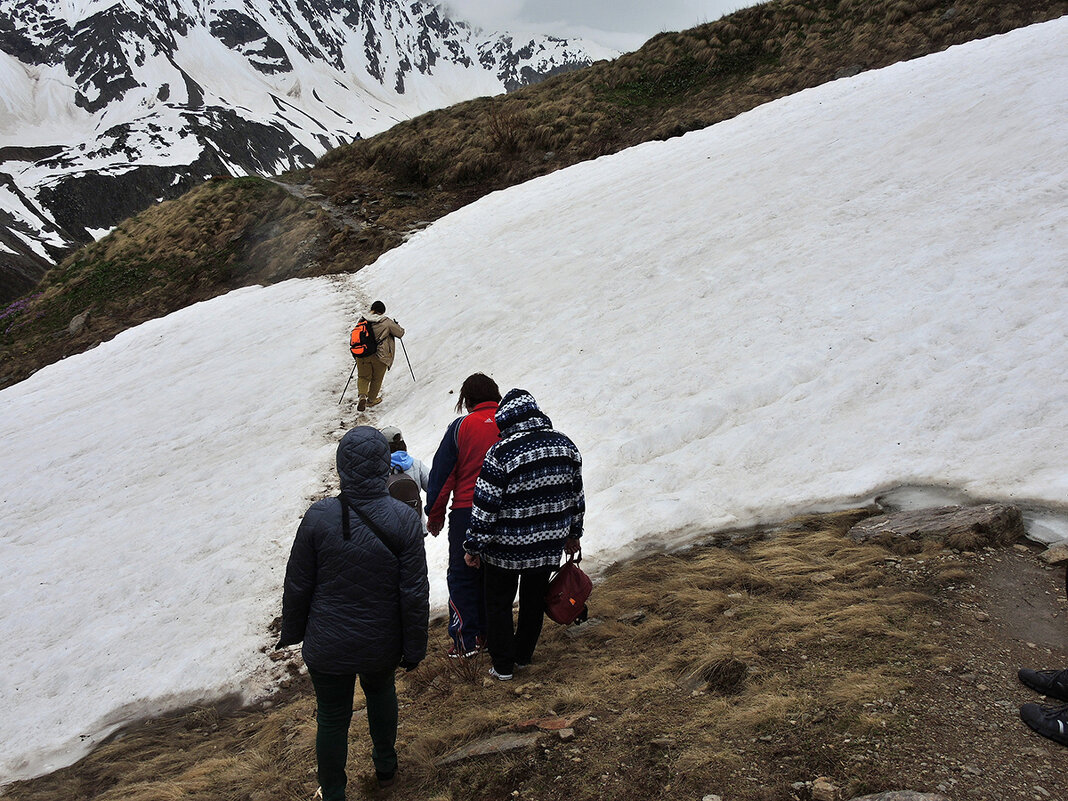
[{"left": 463, "top": 388, "right": 584, "bottom": 681}]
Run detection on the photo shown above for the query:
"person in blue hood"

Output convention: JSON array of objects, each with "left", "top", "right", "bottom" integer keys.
[
  {"left": 382, "top": 425, "right": 430, "bottom": 525},
  {"left": 278, "top": 426, "right": 429, "bottom": 797}
]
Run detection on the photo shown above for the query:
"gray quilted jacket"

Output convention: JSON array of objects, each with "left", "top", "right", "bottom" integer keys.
[{"left": 279, "top": 426, "right": 429, "bottom": 673}]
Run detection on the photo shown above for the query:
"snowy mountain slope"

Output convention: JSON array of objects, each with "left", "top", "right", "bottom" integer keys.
[
  {"left": 1, "top": 15, "right": 1066, "bottom": 786},
  {"left": 0, "top": 0, "right": 613, "bottom": 301}
]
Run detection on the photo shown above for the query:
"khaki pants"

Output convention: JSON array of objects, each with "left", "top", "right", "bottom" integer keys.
[{"left": 356, "top": 356, "right": 388, "bottom": 401}]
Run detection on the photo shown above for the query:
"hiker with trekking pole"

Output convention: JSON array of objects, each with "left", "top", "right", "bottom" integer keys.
[{"left": 340, "top": 300, "right": 413, "bottom": 410}]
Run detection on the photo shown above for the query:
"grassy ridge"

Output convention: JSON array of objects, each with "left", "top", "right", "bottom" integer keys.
[{"left": 1, "top": 0, "right": 1064, "bottom": 388}]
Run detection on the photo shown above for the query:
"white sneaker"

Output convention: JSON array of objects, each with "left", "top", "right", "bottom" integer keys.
[{"left": 488, "top": 667, "right": 513, "bottom": 681}]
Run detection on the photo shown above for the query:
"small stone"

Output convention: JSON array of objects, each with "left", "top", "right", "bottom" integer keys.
[
  {"left": 703, "top": 795, "right": 723, "bottom": 801},
  {"left": 557, "top": 728, "right": 575, "bottom": 742},
  {"left": 1040, "top": 542, "right": 1068, "bottom": 564},
  {"left": 973, "top": 611, "right": 990, "bottom": 622},
  {"left": 812, "top": 776, "right": 841, "bottom": 801}
]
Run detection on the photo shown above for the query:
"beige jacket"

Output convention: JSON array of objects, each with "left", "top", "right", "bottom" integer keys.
[{"left": 364, "top": 312, "right": 405, "bottom": 368}]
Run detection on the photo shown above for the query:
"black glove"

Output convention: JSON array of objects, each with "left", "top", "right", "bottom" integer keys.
[{"left": 399, "top": 659, "right": 421, "bottom": 672}]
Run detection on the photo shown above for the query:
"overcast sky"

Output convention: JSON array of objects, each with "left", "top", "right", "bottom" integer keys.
[{"left": 440, "top": 0, "right": 749, "bottom": 52}]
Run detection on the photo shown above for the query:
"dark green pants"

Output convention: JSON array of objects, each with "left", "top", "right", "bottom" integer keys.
[{"left": 309, "top": 667, "right": 398, "bottom": 801}]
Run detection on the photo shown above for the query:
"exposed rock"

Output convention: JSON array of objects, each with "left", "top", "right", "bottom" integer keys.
[
  {"left": 512, "top": 711, "right": 588, "bottom": 732},
  {"left": 68, "top": 309, "right": 90, "bottom": 336},
  {"left": 564, "top": 618, "right": 602, "bottom": 638},
  {"left": 848, "top": 503, "right": 1024, "bottom": 553},
  {"left": 557, "top": 728, "right": 575, "bottom": 742},
  {"left": 847, "top": 792, "right": 951, "bottom": 801},
  {"left": 813, "top": 776, "right": 841, "bottom": 801},
  {"left": 616, "top": 609, "right": 646, "bottom": 625},
  {"left": 436, "top": 732, "right": 541, "bottom": 765},
  {"left": 1040, "top": 541, "right": 1068, "bottom": 564}
]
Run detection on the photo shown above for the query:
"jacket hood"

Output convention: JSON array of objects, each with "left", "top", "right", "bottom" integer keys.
[
  {"left": 495, "top": 388, "right": 552, "bottom": 437},
  {"left": 391, "top": 451, "right": 414, "bottom": 471},
  {"left": 337, "top": 426, "right": 390, "bottom": 498},
  {"left": 364, "top": 311, "right": 386, "bottom": 322}
]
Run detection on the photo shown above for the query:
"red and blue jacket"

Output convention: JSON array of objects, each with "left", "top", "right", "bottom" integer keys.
[{"left": 425, "top": 401, "right": 500, "bottom": 532}]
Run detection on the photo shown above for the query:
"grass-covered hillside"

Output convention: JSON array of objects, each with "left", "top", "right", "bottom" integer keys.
[{"left": 1, "top": 0, "right": 1064, "bottom": 389}]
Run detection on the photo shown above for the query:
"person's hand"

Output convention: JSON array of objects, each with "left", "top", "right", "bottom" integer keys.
[
  {"left": 427, "top": 520, "right": 442, "bottom": 537},
  {"left": 464, "top": 553, "right": 481, "bottom": 569},
  {"left": 399, "top": 659, "right": 421, "bottom": 672},
  {"left": 564, "top": 537, "right": 580, "bottom": 555}
]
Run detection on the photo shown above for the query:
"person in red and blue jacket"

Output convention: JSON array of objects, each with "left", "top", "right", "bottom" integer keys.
[{"left": 425, "top": 373, "right": 501, "bottom": 657}]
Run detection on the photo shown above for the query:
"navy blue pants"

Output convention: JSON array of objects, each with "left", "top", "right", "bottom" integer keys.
[{"left": 446, "top": 507, "right": 484, "bottom": 651}]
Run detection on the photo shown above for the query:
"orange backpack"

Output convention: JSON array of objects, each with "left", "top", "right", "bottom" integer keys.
[{"left": 349, "top": 318, "right": 377, "bottom": 359}]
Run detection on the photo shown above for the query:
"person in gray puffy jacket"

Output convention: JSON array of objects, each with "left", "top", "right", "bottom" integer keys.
[{"left": 278, "top": 426, "right": 429, "bottom": 797}]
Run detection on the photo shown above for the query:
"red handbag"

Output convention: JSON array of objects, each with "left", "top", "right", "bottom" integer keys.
[{"left": 544, "top": 551, "right": 592, "bottom": 625}]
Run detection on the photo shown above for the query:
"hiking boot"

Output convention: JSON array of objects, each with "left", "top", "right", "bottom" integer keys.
[
  {"left": 1020, "top": 702, "right": 1068, "bottom": 747},
  {"left": 488, "top": 667, "right": 513, "bottom": 681},
  {"left": 376, "top": 770, "right": 397, "bottom": 789},
  {"left": 357, "top": 396, "right": 367, "bottom": 412},
  {"left": 1019, "top": 668, "right": 1068, "bottom": 701},
  {"left": 368, "top": 396, "right": 383, "bottom": 407}
]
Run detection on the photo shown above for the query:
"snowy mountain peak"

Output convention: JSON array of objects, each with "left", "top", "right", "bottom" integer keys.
[{"left": 0, "top": 0, "right": 612, "bottom": 301}]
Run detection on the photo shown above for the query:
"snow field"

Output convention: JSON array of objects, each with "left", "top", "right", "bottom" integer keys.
[{"left": 0, "top": 15, "right": 1065, "bottom": 786}]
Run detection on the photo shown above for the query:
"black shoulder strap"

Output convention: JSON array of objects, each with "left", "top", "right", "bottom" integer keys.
[{"left": 338, "top": 493, "right": 401, "bottom": 559}]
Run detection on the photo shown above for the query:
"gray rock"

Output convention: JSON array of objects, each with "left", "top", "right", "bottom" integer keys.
[
  {"left": 848, "top": 503, "right": 1023, "bottom": 553},
  {"left": 436, "top": 732, "right": 541, "bottom": 765},
  {"left": 68, "top": 309, "right": 90, "bottom": 336},
  {"left": 1040, "top": 541, "right": 1068, "bottom": 564},
  {"left": 848, "top": 793, "right": 951, "bottom": 801}
]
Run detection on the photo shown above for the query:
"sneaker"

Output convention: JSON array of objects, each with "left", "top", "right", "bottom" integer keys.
[
  {"left": 368, "top": 396, "right": 383, "bottom": 407},
  {"left": 488, "top": 667, "right": 513, "bottom": 681},
  {"left": 357, "top": 396, "right": 367, "bottom": 411},
  {"left": 447, "top": 643, "right": 481, "bottom": 659},
  {"left": 514, "top": 661, "right": 530, "bottom": 672},
  {"left": 1019, "top": 668, "right": 1068, "bottom": 701},
  {"left": 1020, "top": 702, "right": 1068, "bottom": 747}
]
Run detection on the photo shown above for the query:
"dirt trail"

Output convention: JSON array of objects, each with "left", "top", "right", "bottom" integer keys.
[{"left": 886, "top": 543, "right": 1068, "bottom": 799}]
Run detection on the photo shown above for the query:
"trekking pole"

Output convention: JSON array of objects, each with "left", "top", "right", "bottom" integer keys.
[
  {"left": 338, "top": 362, "right": 357, "bottom": 404},
  {"left": 399, "top": 337, "right": 416, "bottom": 382}
]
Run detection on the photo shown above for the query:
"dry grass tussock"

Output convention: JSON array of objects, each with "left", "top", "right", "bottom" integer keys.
[
  {"left": 2, "top": 0, "right": 1064, "bottom": 388},
  {"left": 7, "top": 508, "right": 995, "bottom": 801}
]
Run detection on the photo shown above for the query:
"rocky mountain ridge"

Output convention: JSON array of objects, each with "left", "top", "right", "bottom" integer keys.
[{"left": 0, "top": 0, "right": 610, "bottom": 302}]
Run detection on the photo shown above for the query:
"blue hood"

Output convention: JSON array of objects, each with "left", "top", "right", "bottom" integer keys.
[{"left": 391, "top": 451, "right": 414, "bottom": 471}]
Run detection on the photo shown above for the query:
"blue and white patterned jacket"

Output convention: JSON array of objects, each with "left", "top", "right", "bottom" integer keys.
[{"left": 464, "top": 389, "right": 584, "bottom": 569}]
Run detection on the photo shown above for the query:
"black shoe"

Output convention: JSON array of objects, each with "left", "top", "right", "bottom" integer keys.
[
  {"left": 1020, "top": 702, "right": 1068, "bottom": 746},
  {"left": 376, "top": 770, "right": 396, "bottom": 788},
  {"left": 1019, "top": 668, "right": 1068, "bottom": 701}
]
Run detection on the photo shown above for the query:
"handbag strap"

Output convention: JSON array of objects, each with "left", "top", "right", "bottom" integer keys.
[{"left": 339, "top": 493, "right": 401, "bottom": 560}]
